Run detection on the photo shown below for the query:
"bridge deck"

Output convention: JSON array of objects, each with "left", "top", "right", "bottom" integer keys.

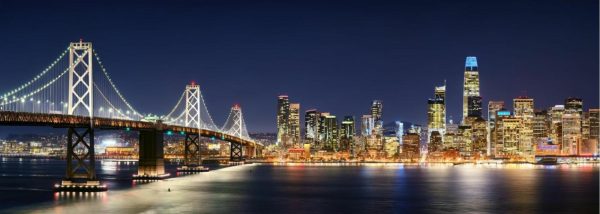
[{"left": 0, "top": 111, "right": 260, "bottom": 148}]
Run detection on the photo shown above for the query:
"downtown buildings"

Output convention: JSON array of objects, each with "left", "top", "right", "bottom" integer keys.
[{"left": 425, "top": 56, "right": 599, "bottom": 161}]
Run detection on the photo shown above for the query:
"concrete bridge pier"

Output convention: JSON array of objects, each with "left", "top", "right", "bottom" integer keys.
[{"left": 135, "top": 129, "right": 169, "bottom": 180}]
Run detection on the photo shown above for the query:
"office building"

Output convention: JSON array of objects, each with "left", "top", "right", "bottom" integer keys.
[{"left": 463, "top": 56, "right": 480, "bottom": 123}]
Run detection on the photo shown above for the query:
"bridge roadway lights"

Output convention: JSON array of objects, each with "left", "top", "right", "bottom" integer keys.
[
  {"left": 176, "top": 133, "right": 210, "bottom": 173},
  {"left": 54, "top": 127, "right": 107, "bottom": 192},
  {"left": 134, "top": 129, "right": 170, "bottom": 180}
]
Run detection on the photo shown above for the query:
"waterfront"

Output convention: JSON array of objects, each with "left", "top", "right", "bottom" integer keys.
[{"left": 0, "top": 158, "right": 598, "bottom": 213}]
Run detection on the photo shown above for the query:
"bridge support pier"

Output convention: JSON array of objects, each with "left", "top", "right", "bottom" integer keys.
[
  {"left": 177, "top": 133, "right": 209, "bottom": 172},
  {"left": 230, "top": 142, "right": 243, "bottom": 162},
  {"left": 54, "top": 126, "right": 107, "bottom": 192},
  {"left": 135, "top": 129, "right": 169, "bottom": 180}
]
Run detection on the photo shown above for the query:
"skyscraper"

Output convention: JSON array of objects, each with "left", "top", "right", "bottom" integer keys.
[
  {"left": 590, "top": 109, "right": 599, "bottom": 152},
  {"left": 289, "top": 103, "right": 301, "bottom": 148},
  {"left": 427, "top": 83, "right": 446, "bottom": 145},
  {"left": 462, "top": 56, "right": 480, "bottom": 123},
  {"left": 371, "top": 100, "right": 383, "bottom": 136},
  {"left": 513, "top": 96, "right": 534, "bottom": 155},
  {"left": 565, "top": 97, "right": 583, "bottom": 115},
  {"left": 533, "top": 110, "right": 549, "bottom": 138},
  {"left": 321, "top": 114, "right": 339, "bottom": 152},
  {"left": 487, "top": 101, "right": 505, "bottom": 156},
  {"left": 562, "top": 113, "right": 581, "bottom": 155},
  {"left": 493, "top": 110, "right": 521, "bottom": 158},
  {"left": 340, "top": 116, "right": 356, "bottom": 152},
  {"left": 304, "top": 109, "right": 320, "bottom": 145},
  {"left": 549, "top": 105, "right": 565, "bottom": 145},
  {"left": 467, "top": 96, "right": 483, "bottom": 118},
  {"left": 361, "top": 115, "right": 374, "bottom": 136},
  {"left": 276, "top": 95, "right": 290, "bottom": 146}
]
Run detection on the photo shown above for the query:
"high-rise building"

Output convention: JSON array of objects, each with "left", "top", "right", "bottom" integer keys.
[
  {"left": 590, "top": 109, "right": 599, "bottom": 141},
  {"left": 401, "top": 133, "right": 420, "bottom": 160},
  {"left": 494, "top": 111, "right": 521, "bottom": 158},
  {"left": 513, "top": 96, "right": 534, "bottom": 156},
  {"left": 462, "top": 56, "right": 480, "bottom": 123},
  {"left": 565, "top": 97, "right": 583, "bottom": 115},
  {"left": 395, "top": 121, "right": 404, "bottom": 147},
  {"left": 589, "top": 109, "right": 599, "bottom": 152},
  {"left": 549, "top": 105, "right": 565, "bottom": 145},
  {"left": 487, "top": 101, "right": 505, "bottom": 156},
  {"left": 427, "top": 83, "right": 446, "bottom": 145},
  {"left": 340, "top": 116, "right": 356, "bottom": 152},
  {"left": 289, "top": 103, "right": 301, "bottom": 148},
  {"left": 470, "top": 117, "right": 487, "bottom": 156},
  {"left": 533, "top": 110, "right": 549, "bottom": 138},
  {"left": 321, "top": 114, "right": 339, "bottom": 152},
  {"left": 467, "top": 96, "right": 483, "bottom": 118},
  {"left": 276, "top": 95, "right": 290, "bottom": 146},
  {"left": 304, "top": 109, "right": 320, "bottom": 145},
  {"left": 371, "top": 100, "right": 383, "bottom": 136},
  {"left": 361, "top": 115, "right": 374, "bottom": 136},
  {"left": 562, "top": 113, "right": 581, "bottom": 155},
  {"left": 428, "top": 131, "right": 443, "bottom": 153}
]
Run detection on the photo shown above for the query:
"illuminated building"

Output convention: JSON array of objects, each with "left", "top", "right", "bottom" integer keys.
[
  {"left": 276, "top": 95, "right": 290, "bottom": 146},
  {"left": 289, "top": 103, "right": 301, "bottom": 148},
  {"left": 565, "top": 97, "right": 583, "bottom": 115},
  {"left": 462, "top": 56, "right": 480, "bottom": 123},
  {"left": 428, "top": 131, "right": 443, "bottom": 153},
  {"left": 533, "top": 110, "right": 549, "bottom": 138},
  {"left": 535, "top": 138, "right": 560, "bottom": 156},
  {"left": 401, "top": 133, "right": 420, "bottom": 161},
  {"left": 457, "top": 125, "right": 473, "bottom": 157},
  {"left": 562, "top": 113, "right": 581, "bottom": 155},
  {"left": 590, "top": 109, "right": 599, "bottom": 151},
  {"left": 395, "top": 121, "right": 404, "bottom": 147},
  {"left": 321, "top": 114, "right": 339, "bottom": 152},
  {"left": 371, "top": 100, "right": 383, "bottom": 136},
  {"left": 513, "top": 96, "right": 534, "bottom": 156},
  {"left": 467, "top": 96, "right": 483, "bottom": 118},
  {"left": 340, "top": 116, "right": 356, "bottom": 152},
  {"left": 361, "top": 115, "right": 374, "bottom": 136},
  {"left": 578, "top": 139, "right": 598, "bottom": 155},
  {"left": 582, "top": 112, "right": 590, "bottom": 140},
  {"left": 487, "top": 101, "right": 505, "bottom": 156},
  {"left": 304, "top": 109, "right": 320, "bottom": 147},
  {"left": 470, "top": 117, "right": 487, "bottom": 157},
  {"left": 494, "top": 110, "right": 521, "bottom": 158},
  {"left": 427, "top": 83, "right": 446, "bottom": 145},
  {"left": 549, "top": 105, "right": 565, "bottom": 145}
]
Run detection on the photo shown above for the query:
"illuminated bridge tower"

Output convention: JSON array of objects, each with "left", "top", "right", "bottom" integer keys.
[
  {"left": 222, "top": 104, "right": 252, "bottom": 161},
  {"left": 56, "top": 41, "right": 105, "bottom": 191},
  {"left": 462, "top": 56, "right": 481, "bottom": 123},
  {"left": 182, "top": 83, "right": 203, "bottom": 169}
]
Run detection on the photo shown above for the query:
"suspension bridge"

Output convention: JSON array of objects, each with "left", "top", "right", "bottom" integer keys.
[{"left": 0, "top": 40, "right": 262, "bottom": 192}]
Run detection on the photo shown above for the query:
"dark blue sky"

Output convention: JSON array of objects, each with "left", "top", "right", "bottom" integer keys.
[{"left": 0, "top": 0, "right": 597, "bottom": 133}]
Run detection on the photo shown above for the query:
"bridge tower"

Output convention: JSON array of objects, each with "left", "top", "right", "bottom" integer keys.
[
  {"left": 55, "top": 41, "right": 104, "bottom": 192},
  {"left": 181, "top": 83, "right": 204, "bottom": 170},
  {"left": 68, "top": 40, "right": 94, "bottom": 118},
  {"left": 185, "top": 83, "right": 201, "bottom": 129},
  {"left": 224, "top": 104, "right": 250, "bottom": 161}
]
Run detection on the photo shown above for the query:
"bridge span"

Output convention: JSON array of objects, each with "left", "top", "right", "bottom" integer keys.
[{"left": 0, "top": 40, "right": 262, "bottom": 192}]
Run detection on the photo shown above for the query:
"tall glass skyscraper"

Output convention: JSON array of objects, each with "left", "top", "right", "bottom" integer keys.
[
  {"left": 276, "top": 95, "right": 290, "bottom": 145},
  {"left": 463, "top": 56, "right": 480, "bottom": 123}
]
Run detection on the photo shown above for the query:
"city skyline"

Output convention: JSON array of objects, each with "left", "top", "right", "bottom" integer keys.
[{"left": 0, "top": 0, "right": 597, "bottom": 134}]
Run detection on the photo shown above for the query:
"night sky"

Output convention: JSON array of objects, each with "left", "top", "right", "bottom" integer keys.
[{"left": 0, "top": 0, "right": 597, "bottom": 134}]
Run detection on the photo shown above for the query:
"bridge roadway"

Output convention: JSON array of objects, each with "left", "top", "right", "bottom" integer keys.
[
  {"left": 0, "top": 111, "right": 261, "bottom": 191},
  {"left": 0, "top": 111, "right": 260, "bottom": 148}
]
